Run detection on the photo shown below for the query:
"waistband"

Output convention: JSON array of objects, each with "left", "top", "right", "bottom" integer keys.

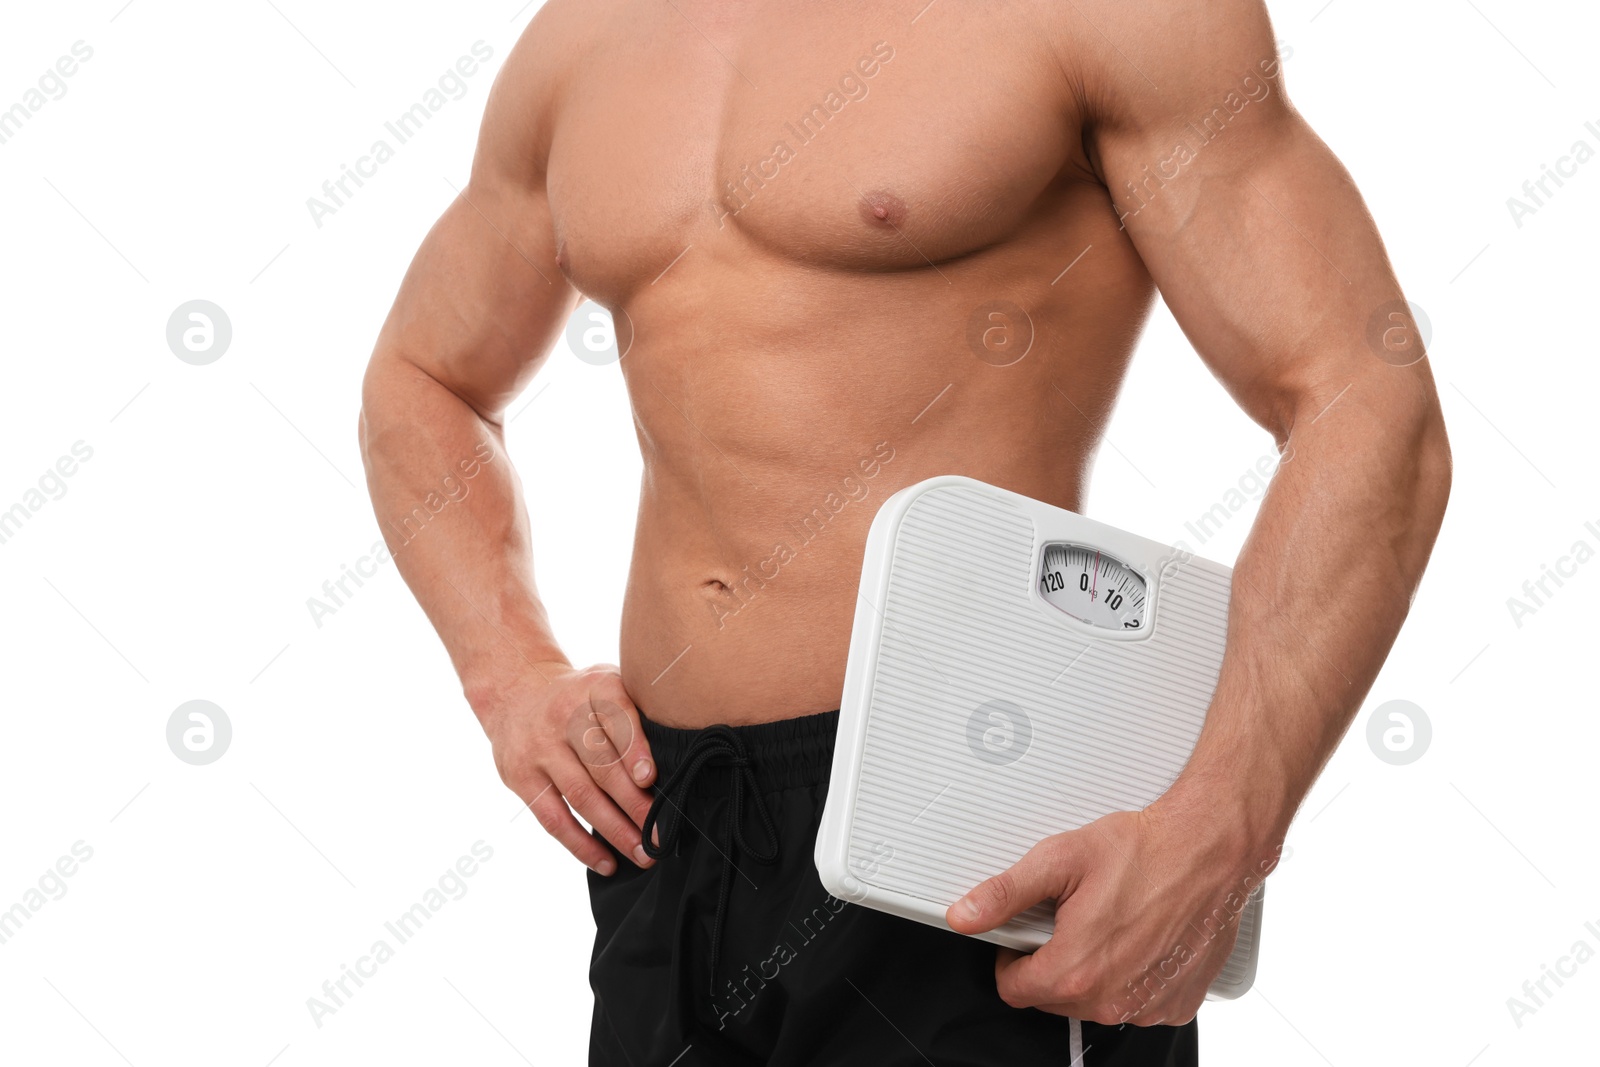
[{"left": 638, "top": 708, "right": 840, "bottom": 796}]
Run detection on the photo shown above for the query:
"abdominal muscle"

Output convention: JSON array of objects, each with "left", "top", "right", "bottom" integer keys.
[{"left": 611, "top": 241, "right": 1152, "bottom": 728}]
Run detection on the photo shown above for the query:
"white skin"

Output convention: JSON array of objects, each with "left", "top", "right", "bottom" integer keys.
[{"left": 359, "top": 0, "right": 1450, "bottom": 1027}]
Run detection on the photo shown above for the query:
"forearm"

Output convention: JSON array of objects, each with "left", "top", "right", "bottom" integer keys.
[
  {"left": 359, "top": 355, "right": 569, "bottom": 712},
  {"left": 1158, "top": 371, "right": 1451, "bottom": 864}
]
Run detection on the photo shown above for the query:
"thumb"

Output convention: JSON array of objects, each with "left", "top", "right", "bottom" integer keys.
[{"left": 946, "top": 834, "right": 1079, "bottom": 934}]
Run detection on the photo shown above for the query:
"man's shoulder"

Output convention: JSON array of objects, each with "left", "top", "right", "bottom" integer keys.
[
  {"left": 478, "top": 0, "right": 620, "bottom": 180},
  {"left": 1023, "top": 0, "right": 1285, "bottom": 123},
  {"left": 514, "top": 0, "right": 617, "bottom": 78}
]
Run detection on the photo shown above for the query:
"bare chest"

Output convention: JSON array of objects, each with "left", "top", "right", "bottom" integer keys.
[{"left": 544, "top": 2, "right": 1081, "bottom": 300}]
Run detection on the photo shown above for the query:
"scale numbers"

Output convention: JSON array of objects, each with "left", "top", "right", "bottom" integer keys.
[{"left": 1038, "top": 543, "right": 1148, "bottom": 631}]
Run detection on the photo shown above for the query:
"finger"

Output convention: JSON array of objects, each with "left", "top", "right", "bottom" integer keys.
[
  {"left": 1161, "top": 994, "right": 1205, "bottom": 1027},
  {"left": 1036, "top": 1001, "right": 1160, "bottom": 1026},
  {"left": 992, "top": 942, "right": 1064, "bottom": 1011},
  {"left": 996, "top": 941, "right": 1124, "bottom": 1020},
  {"left": 588, "top": 741, "right": 657, "bottom": 831},
  {"left": 948, "top": 835, "right": 1079, "bottom": 933},
  {"left": 566, "top": 699, "right": 656, "bottom": 830},
  {"left": 1035, "top": 988, "right": 1163, "bottom": 1026},
  {"left": 594, "top": 694, "right": 655, "bottom": 787},
  {"left": 1010, "top": 947, "right": 1200, "bottom": 1026},
  {"left": 566, "top": 699, "right": 624, "bottom": 771},
  {"left": 522, "top": 776, "right": 617, "bottom": 875},
  {"left": 553, "top": 760, "right": 652, "bottom": 868}
]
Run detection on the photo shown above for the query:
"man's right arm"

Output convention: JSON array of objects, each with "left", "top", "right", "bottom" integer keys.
[{"left": 358, "top": 30, "right": 656, "bottom": 876}]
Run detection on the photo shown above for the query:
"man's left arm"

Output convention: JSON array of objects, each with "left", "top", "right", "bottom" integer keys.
[{"left": 946, "top": 0, "right": 1451, "bottom": 1024}]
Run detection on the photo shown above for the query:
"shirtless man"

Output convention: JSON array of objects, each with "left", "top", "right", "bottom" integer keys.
[{"left": 358, "top": 0, "right": 1450, "bottom": 1062}]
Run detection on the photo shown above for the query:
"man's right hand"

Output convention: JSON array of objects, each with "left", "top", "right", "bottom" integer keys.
[
  {"left": 356, "top": 40, "right": 654, "bottom": 880},
  {"left": 477, "top": 663, "right": 658, "bottom": 876}
]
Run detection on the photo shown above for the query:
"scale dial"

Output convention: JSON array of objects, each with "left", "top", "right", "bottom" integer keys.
[{"left": 1038, "top": 543, "right": 1148, "bottom": 631}]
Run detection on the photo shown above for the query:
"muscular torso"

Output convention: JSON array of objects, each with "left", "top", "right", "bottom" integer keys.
[{"left": 540, "top": 0, "right": 1156, "bottom": 726}]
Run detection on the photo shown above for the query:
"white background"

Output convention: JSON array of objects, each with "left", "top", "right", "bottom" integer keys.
[{"left": 1, "top": 1, "right": 1595, "bottom": 1064}]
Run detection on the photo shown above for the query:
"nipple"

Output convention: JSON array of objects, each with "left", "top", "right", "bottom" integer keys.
[{"left": 858, "top": 189, "right": 908, "bottom": 228}]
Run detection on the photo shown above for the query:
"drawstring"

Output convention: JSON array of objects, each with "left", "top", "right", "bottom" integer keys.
[{"left": 640, "top": 725, "right": 780, "bottom": 995}]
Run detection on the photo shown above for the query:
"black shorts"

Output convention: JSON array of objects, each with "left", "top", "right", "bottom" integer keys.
[{"left": 586, "top": 708, "right": 1198, "bottom": 1066}]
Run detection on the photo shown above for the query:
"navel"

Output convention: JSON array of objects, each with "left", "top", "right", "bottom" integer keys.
[{"left": 857, "top": 189, "right": 908, "bottom": 228}]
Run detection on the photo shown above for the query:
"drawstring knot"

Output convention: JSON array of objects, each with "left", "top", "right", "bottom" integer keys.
[{"left": 641, "top": 725, "right": 780, "bottom": 994}]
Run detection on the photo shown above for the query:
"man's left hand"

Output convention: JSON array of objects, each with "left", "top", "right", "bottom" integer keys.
[{"left": 945, "top": 803, "right": 1274, "bottom": 1026}]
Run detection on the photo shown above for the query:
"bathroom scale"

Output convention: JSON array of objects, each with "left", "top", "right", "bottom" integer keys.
[{"left": 816, "top": 475, "right": 1263, "bottom": 1000}]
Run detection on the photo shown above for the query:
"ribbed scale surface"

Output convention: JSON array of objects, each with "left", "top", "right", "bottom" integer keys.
[
  {"left": 844, "top": 484, "right": 1259, "bottom": 979},
  {"left": 1215, "top": 885, "right": 1263, "bottom": 990}
]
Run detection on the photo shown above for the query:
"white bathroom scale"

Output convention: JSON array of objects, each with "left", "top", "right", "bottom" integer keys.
[{"left": 816, "top": 475, "right": 1263, "bottom": 1000}]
